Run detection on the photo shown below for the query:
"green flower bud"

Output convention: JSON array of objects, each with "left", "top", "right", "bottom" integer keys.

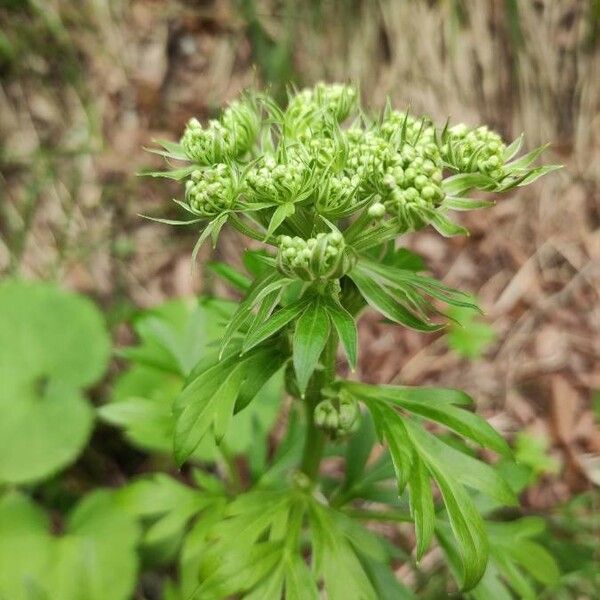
[
  {"left": 181, "top": 99, "right": 259, "bottom": 164},
  {"left": 277, "top": 231, "right": 353, "bottom": 281},
  {"left": 314, "top": 395, "right": 360, "bottom": 438},
  {"left": 368, "top": 202, "right": 386, "bottom": 219}
]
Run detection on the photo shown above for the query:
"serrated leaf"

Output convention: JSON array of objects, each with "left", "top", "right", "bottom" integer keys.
[
  {"left": 293, "top": 298, "right": 330, "bottom": 395},
  {"left": 324, "top": 297, "right": 357, "bottom": 370},
  {"left": 408, "top": 455, "right": 435, "bottom": 560}
]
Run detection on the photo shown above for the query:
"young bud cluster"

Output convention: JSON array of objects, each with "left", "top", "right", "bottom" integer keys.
[
  {"left": 181, "top": 100, "right": 259, "bottom": 164},
  {"left": 245, "top": 151, "right": 308, "bottom": 204},
  {"left": 314, "top": 395, "right": 360, "bottom": 438},
  {"left": 286, "top": 82, "right": 357, "bottom": 130},
  {"left": 277, "top": 231, "right": 352, "bottom": 280},
  {"left": 185, "top": 165, "right": 238, "bottom": 217},
  {"left": 154, "top": 82, "right": 551, "bottom": 270},
  {"left": 443, "top": 124, "right": 506, "bottom": 179},
  {"left": 382, "top": 143, "right": 445, "bottom": 228}
]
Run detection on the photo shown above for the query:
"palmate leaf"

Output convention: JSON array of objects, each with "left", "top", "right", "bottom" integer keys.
[
  {"left": 345, "top": 382, "right": 516, "bottom": 589},
  {"left": 173, "top": 345, "right": 285, "bottom": 465},
  {"left": 308, "top": 502, "right": 378, "bottom": 600},
  {"left": 404, "top": 420, "right": 488, "bottom": 590}
]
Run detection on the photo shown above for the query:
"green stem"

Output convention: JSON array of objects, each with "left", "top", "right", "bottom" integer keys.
[{"left": 299, "top": 331, "right": 338, "bottom": 481}]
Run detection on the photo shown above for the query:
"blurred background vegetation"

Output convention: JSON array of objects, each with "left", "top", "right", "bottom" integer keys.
[{"left": 1, "top": 0, "right": 599, "bottom": 597}]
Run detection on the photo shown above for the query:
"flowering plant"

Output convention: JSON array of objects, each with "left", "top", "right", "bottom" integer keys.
[{"left": 147, "top": 83, "right": 560, "bottom": 598}]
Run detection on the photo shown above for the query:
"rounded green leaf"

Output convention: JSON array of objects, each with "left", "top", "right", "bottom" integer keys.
[{"left": 0, "top": 281, "right": 110, "bottom": 484}]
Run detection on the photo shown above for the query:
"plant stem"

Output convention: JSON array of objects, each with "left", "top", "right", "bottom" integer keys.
[{"left": 299, "top": 330, "right": 338, "bottom": 482}]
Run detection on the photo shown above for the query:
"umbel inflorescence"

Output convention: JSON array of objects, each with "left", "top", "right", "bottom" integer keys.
[
  {"left": 151, "top": 82, "right": 555, "bottom": 284},
  {"left": 146, "top": 84, "right": 560, "bottom": 595}
]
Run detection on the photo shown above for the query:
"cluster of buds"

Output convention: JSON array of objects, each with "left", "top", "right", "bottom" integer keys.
[
  {"left": 314, "top": 172, "right": 361, "bottom": 218},
  {"left": 346, "top": 129, "right": 390, "bottom": 184},
  {"left": 180, "top": 100, "right": 259, "bottom": 164},
  {"left": 286, "top": 83, "right": 357, "bottom": 131},
  {"left": 380, "top": 143, "right": 445, "bottom": 229},
  {"left": 245, "top": 152, "right": 308, "bottom": 204},
  {"left": 314, "top": 394, "right": 360, "bottom": 438},
  {"left": 185, "top": 165, "right": 238, "bottom": 217},
  {"left": 442, "top": 124, "right": 506, "bottom": 179},
  {"left": 277, "top": 232, "right": 352, "bottom": 281},
  {"left": 381, "top": 111, "right": 437, "bottom": 151}
]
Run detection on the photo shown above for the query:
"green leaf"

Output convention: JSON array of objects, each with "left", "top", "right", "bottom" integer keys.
[
  {"left": 446, "top": 301, "right": 496, "bottom": 359},
  {"left": 173, "top": 354, "right": 243, "bottom": 464},
  {"left": 139, "top": 165, "right": 196, "bottom": 180},
  {"left": 265, "top": 202, "right": 295, "bottom": 240},
  {"left": 324, "top": 297, "right": 357, "bottom": 370},
  {"left": 517, "top": 164, "right": 562, "bottom": 185},
  {"left": 293, "top": 298, "right": 331, "bottom": 395},
  {"left": 408, "top": 456, "right": 435, "bottom": 560},
  {"left": 243, "top": 297, "right": 309, "bottom": 353},
  {"left": 387, "top": 395, "right": 511, "bottom": 457},
  {"left": 284, "top": 553, "right": 319, "bottom": 600},
  {"left": 191, "top": 213, "right": 229, "bottom": 263},
  {"left": 0, "top": 281, "right": 110, "bottom": 484},
  {"left": 342, "top": 381, "right": 473, "bottom": 407},
  {"left": 405, "top": 422, "right": 489, "bottom": 590},
  {"left": 349, "top": 270, "right": 440, "bottom": 332},
  {"left": 369, "top": 402, "right": 413, "bottom": 493},
  {"left": 442, "top": 173, "right": 495, "bottom": 195},
  {"left": 442, "top": 196, "right": 495, "bottom": 211},
  {"left": 504, "top": 143, "right": 549, "bottom": 171},
  {"left": 0, "top": 491, "right": 140, "bottom": 600},
  {"left": 207, "top": 261, "right": 252, "bottom": 291},
  {"left": 308, "top": 503, "right": 378, "bottom": 600},
  {"left": 343, "top": 413, "right": 376, "bottom": 492},
  {"left": 406, "top": 423, "right": 516, "bottom": 506},
  {"left": 502, "top": 133, "right": 524, "bottom": 162},
  {"left": 429, "top": 211, "right": 469, "bottom": 237}
]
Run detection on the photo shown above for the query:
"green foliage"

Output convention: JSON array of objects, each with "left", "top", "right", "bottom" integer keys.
[
  {"left": 99, "top": 297, "right": 283, "bottom": 463},
  {"left": 0, "top": 490, "right": 140, "bottom": 600},
  {"left": 136, "top": 81, "right": 560, "bottom": 595},
  {"left": 0, "top": 280, "right": 110, "bottom": 484},
  {"left": 0, "top": 83, "right": 564, "bottom": 598},
  {"left": 446, "top": 297, "right": 497, "bottom": 358}
]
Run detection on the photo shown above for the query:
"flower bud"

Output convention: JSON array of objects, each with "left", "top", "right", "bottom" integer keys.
[{"left": 314, "top": 395, "right": 360, "bottom": 438}]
